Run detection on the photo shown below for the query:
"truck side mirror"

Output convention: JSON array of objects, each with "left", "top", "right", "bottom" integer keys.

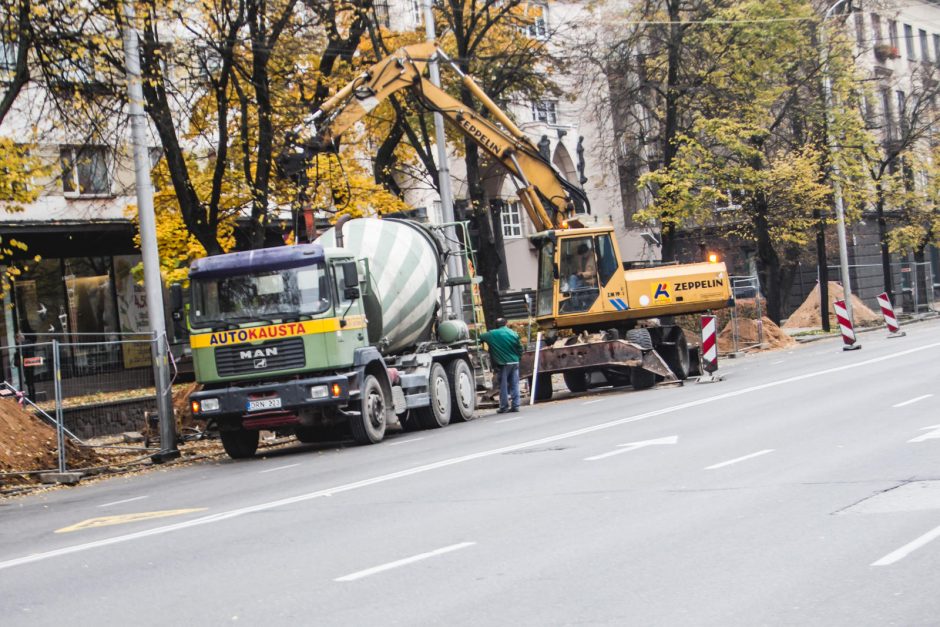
[
  {"left": 342, "top": 261, "right": 359, "bottom": 288},
  {"left": 170, "top": 283, "right": 183, "bottom": 312}
]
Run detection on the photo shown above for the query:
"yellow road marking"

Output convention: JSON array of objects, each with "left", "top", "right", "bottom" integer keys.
[{"left": 55, "top": 508, "right": 208, "bottom": 534}]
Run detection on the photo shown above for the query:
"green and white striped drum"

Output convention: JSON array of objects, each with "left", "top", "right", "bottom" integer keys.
[{"left": 318, "top": 218, "right": 443, "bottom": 355}]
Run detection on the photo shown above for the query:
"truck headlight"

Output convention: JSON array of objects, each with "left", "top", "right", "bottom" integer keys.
[
  {"left": 309, "top": 385, "right": 330, "bottom": 399},
  {"left": 200, "top": 398, "right": 220, "bottom": 412}
]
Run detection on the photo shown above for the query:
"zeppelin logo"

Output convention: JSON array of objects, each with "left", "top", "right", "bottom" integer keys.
[
  {"left": 673, "top": 279, "right": 725, "bottom": 291},
  {"left": 208, "top": 323, "right": 307, "bottom": 346},
  {"left": 240, "top": 347, "right": 279, "bottom": 360},
  {"left": 458, "top": 118, "right": 502, "bottom": 155}
]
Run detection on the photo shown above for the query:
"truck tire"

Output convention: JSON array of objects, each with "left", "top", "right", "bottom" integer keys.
[
  {"left": 604, "top": 368, "right": 631, "bottom": 387},
  {"left": 630, "top": 366, "right": 657, "bottom": 390},
  {"left": 221, "top": 428, "right": 259, "bottom": 459},
  {"left": 351, "top": 374, "right": 387, "bottom": 444},
  {"left": 416, "top": 362, "right": 451, "bottom": 429},
  {"left": 660, "top": 332, "right": 690, "bottom": 380},
  {"left": 625, "top": 328, "right": 654, "bottom": 349},
  {"left": 563, "top": 370, "right": 589, "bottom": 393},
  {"left": 532, "top": 372, "right": 553, "bottom": 402},
  {"left": 447, "top": 359, "right": 476, "bottom": 422}
]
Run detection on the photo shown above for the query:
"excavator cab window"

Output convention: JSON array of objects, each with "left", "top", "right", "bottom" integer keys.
[
  {"left": 536, "top": 240, "right": 555, "bottom": 317},
  {"left": 594, "top": 234, "right": 618, "bottom": 287},
  {"left": 558, "top": 236, "right": 599, "bottom": 314}
]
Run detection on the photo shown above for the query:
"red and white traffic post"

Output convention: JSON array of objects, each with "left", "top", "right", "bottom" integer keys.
[
  {"left": 833, "top": 299, "right": 861, "bottom": 351},
  {"left": 698, "top": 314, "right": 722, "bottom": 383},
  {"left": 876, "top": 292, "right": 906, "bottom": 338}
]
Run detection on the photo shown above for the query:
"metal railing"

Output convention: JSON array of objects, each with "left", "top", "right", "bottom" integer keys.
[
  {"left": 0, "top": 334, "right": 163, "bottom": 475},
  {"left": 725, "top": 274, "right": 764, "bottom": 354},
  {"left": 826, "top": 261, "right": 937, "bottom": 313}
]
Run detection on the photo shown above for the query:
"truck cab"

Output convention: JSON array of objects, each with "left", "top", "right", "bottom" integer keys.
[{"left": 187, "top": 243, "right": 376, "bottom": 457}]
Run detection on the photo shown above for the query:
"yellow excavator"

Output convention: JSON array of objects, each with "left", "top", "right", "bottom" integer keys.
[{"left": 302, "top": 41, "right": 732, "bottom": 399}]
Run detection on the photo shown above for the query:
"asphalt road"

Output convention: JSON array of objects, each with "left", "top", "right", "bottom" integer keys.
[{"left": 2, "top": 320, "right": 940, "bottom": 626}]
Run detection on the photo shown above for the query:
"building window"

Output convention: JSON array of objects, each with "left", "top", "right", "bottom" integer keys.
[
  {"left": 871, "top": 13, "right": 882, "bottom": 44},
  {"left": 525, "top": 3, "right": 548, "bottom": 39},
  {"left": 888, "top": 20, "right": 899, "bottom": 49},
  {"left": 905, "top": 24, "right": 915, "bottom": 60},
  {"left": 881, "top": 89, "right": 894, "bottom": 141},
  {"left": 897, "top": 90, "right": 907, "bottom": 134},
  {"left": 854, "top": 11, "right": 865, "bottom": 47},
  {"left": 531, "top": 100, "right": 557, "bottom": 125},
  {"left": 60, "top": 146, "right": 110, "bottom": 196},
  {"left": 0, "top": 38, "right": 17, "bottom": 72},
  {"left": 935, "top": 34, "right": 940, "bottom": 66},
  {"left": 410, "top": 0, "right": 423, "bottom": 28},
  {"left": 501, "top": 201, "right": 523, "bottom": 239},
  {"left": 374, "top": 0, "right": 390, "bottom": 28},
  {"left": 920, "top": 29, "right": 930, "bottom": 62}
]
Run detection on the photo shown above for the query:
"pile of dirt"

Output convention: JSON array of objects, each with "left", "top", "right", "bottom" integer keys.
[
  {"left": 783, "top": 282, "right": 881, "bottom": 329},
  {"left": 718, "top": 316, "right": 796, "bottom": 353},
  {"left": 0, "top": 399, "right": 102, "bottom": 485}
]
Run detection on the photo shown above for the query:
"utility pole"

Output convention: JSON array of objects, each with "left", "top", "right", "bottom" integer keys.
[
  {"left": 422, "top": 0, "right": 464, "bottom": 321},
  {"left": 820, "top": 0, "right": 856, "bottom": 325},
  {"left": 122, "top": 2, "right": 178, "bottom": 461}
]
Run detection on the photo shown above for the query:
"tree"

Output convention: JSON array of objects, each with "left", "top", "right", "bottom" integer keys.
[{"left": 633, "top": 0, "right": 873, "bottom": 323}]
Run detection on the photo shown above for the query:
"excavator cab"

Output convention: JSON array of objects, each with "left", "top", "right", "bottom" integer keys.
[{"left": 535, "top": 226, "right": 634, "bottom": 329}]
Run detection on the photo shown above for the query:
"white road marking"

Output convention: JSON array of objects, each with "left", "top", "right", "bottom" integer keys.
[
  {"left": 334, "top": 542, "right": 475, "bottom": 582},
  {"left": 585, "top": 436, "right": 678, "bottom": 462},
  {"left": 893, "top": 394, "right": 933, "bottom": 408},
  {"left": 258, "top": 463, "right": 301, "bottom": 474},
  {"left": 3, "top": 339, "right": 939, "bottom": 572},
  {"left": 771, "top": 360, "right": 785, "bottom": 365},
  {"left": 495, "top": 415, "right": 525, "bottom": 423},
  {"left": 582, "top": 399, "right": 605, "bottom": 405},
  {"left": 705, "top": 449, "right": 775, "bottom": 470},
  {"left": 98, "top": 496, "right": 148, "bottom": 509},
  {"left": 389, "top": 437, "right": 425, "bottom": 446},
  {"left": 908, "top": 425, "right": 940, "bottom": 443},
  {"left": 872, "top": 523, "right": 940, "bottom": 566}
]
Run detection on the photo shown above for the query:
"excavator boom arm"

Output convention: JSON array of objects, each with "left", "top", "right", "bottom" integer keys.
[{"left": 309, "top": 42, "right": 588, "bottom": 231}]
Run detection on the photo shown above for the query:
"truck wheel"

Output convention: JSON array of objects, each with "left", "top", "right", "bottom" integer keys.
[
  {"left": 661, "top": 332, "right": 690, "bottom": 380},
  {"left": 630, "top": 367, "right": 657, "bottom": 390},
  {"left": 625, "top": 328, "right": 653, "bottom": 349},
  {"left": 351, "top": 374, "right": 387, "bottom": 444},
  {"left": 447, "top": 359, "right": 476, "bottom": 422},
  {"left": 532, "top": 372, "right": 553, "bottom": 402},
  {"left": 220, "top": 428, "right": 259, "bottom": 459},
  {"left": 416, "top": 362, "right": 451, "bottom": 429},
  {"left": 563, "top": 370, "right": 588, "bottom": 393}
]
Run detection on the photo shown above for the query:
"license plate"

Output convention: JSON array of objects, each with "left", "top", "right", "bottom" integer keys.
[{"left": 247, "top": 398, "right": 282, "bottom": 411}]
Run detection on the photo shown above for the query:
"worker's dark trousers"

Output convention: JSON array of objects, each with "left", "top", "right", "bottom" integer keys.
[{"left": 499, "top": 362, "right": 520, "bottom": 410}]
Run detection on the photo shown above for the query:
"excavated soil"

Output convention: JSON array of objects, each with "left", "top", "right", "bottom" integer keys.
[
  {"left": 783, "top": 282, "right": 881, "bottom": 329},
  {"left": 0, "top": 399, "right": 102, "bottom": 485},
  {"left": 718, "top": 316, "right": 796, "bottom": 353}
]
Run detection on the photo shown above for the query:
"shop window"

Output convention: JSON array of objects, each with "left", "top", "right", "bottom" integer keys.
[{"left": 60, "top": 146, "right": 110, "bottom": 196}]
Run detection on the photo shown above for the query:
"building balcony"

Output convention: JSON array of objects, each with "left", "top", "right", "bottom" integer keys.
[{"left": 874, "top": 44, "right": 901, "bottom": 62}]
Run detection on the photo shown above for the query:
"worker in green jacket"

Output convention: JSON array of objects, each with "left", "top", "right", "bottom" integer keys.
[{"left": 480, "top": 318, "right": 523, "bottom": 413}]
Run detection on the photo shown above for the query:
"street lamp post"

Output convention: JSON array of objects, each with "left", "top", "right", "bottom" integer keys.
[
  {"left": 422, "top": 0, "right": 464, "bottom": 322},
  {"left": 819, "top": 0, "right": 856, "bottom": 326}
]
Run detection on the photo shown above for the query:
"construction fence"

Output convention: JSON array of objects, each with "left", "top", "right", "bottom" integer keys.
[{"left": 1, "top": 333, "right": 170, "bottom": 474}]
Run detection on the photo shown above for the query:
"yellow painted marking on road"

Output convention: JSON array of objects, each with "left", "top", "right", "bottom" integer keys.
[{"left": 55, "top": 508, "right": 207, "bottom": 534}]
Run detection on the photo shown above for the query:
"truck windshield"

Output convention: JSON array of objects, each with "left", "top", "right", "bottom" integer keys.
[{"left": 190, "top": 265, "right": 331, "bottom": 328}]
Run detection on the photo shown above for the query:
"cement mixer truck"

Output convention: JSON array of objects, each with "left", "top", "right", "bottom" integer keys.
[{"left": 187, "top": 217, "right": 478, "bottom": 459}]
